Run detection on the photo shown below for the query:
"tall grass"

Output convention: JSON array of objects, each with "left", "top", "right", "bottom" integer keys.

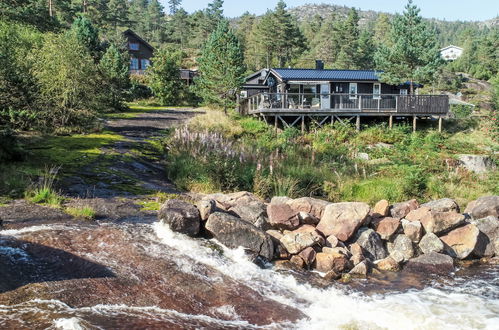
[{"left": 25, "top": 165, "right": 64, "bottom": 206}]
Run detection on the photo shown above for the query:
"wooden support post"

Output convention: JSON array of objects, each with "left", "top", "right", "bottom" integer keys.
[
  {"left": 301, "top": 116, "right": 305, "bottom": 133},
  {"left": 274, "top": 115, "right": 278, "bottom": 131},
  {"left": 438, "top": 116, "right": 443, "bottom": 133},
  {"left": 412, "top": 116, "right": 417, "bottom": 133},
  {"left": 331, "top": 115, "right": 334, "bottom": 125},
  {"left": 356, "top": 115, "right": 360, "bottom": 131},
  {"left": 389, "top": 115, "right": 393, "bottom": 129}
]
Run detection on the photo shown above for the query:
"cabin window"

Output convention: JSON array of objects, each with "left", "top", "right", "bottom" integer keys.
[
  {"left": 373, "top": 83, "right": 381, "bottom": 99},
  {"left": 129, "top": 43, "right": 139, "bottom": 50},
  {"left": 130, "top": 58, "right": 139, "bottom": 70},
  {"left": 400, "top": 89, "right": 408, "bottom": 95},
  {"left": 349, "top": 83, "right": 357, "bottom": 99},
  {"left": 141, "top": 59, "right": 150, "bottom": 69}
]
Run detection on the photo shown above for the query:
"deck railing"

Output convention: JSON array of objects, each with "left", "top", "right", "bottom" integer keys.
[{"left": 241, "top": 93, "right": 449, "bottom": 115}]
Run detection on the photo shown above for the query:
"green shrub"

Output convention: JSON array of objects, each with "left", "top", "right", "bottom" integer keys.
[{"left": 66, "top": 205, "right": 96, "bottom": 220}]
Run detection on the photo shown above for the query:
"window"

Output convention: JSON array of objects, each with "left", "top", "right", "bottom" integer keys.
[
  {"left": 399, "top": 89, "right": 408, "bottom": 95},
  {"left": 141, "top": 59, "right": 150, "bottom": 69},
  {"left": 129, "top": 43, "right": 139, "bottom": 50},
  {"left": 373, "top": 83, "right": 381, "bottom": 99},
  {"left": 349, "top": 83, "right": 357, "bottom": 99},
  {"left": 130, "top": 58, "right": 139, "bottom": 70}
]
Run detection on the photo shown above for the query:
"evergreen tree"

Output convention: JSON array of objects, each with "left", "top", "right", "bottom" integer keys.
[
  {"left": 332, "top": 8, "right": 360, "bottom": 69},
  {"left": 356, "top": 30, "right": 376, "bottom": 69},
  {"left": 201, "top": 0, "right": 224, "bottom": 37},
  {"left": 373, "top": 13, "right": 392, "bottom": 47},
  {"left": 168, "top": 8, "right": 191, "bottom": 47},
  {"left": 374, "top": 0, "right": 442, "bottom": 93},
  {"left": 99, "top": 44, "right": 130, "bottom": 111},
  {"left": 148, "top": 46, "right": 183, "bottom": 105},
  {"left": 145, "top": 0, "right": 164, "bottom": 44},
  {"left": 194, "top": 20, "right": 245, "bottom": 112},
  {"left": 70, "top": 15, "right": 100, "bottom": 59},
  {"left": 128, "top": 0, "right": 148, "bottom": 36},
  {"left": 168, "top": 0, "right": 182, "bottom": 15},
  {"left": 107, "top": 0, "right": 129, "bottom": 32}
]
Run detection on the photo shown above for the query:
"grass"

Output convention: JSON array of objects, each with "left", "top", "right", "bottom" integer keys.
[
  {"left": 138, "top": 192, "right": 183, "bottom": 211},
  {"left": 65, "top": 205, "right": 96, "bottom": 220},
  {"left": 103, "top": 103, "right": 189, "bottom": 120},
  {"left": 24, "top": 166, "right": 64, "bottom": 206}
]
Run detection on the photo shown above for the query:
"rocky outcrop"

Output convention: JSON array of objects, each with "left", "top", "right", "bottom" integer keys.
[
  {"left": 316, "top": 202, "right": 370, "bottom": 241},
  {"left": 420, "top": 211, "right": 466, "bottom": 235},
  {"left": 471, "top": 216, "right": 499, "bottom": 257},
  {"left": 354, "top": 228, "right": 387, "bottom": 261},
  {"left": 405, "top": 252, "right": 454, "bottom": 275},
  {"left": 419, "top": 233, "right": 444, "bottom": 254},
  {"left": 266, "top": 203, "right": 299, "bottom": 230},
  {"left": 440, "top": 224, "right": 484, "bottom": 259},
  {"left": 205, "top": 212, "right": 274, "bottom": 260},
  {"left": 422, "top": 198, "right": 460, "bottom": 213},
  {"left": 158, "top": 199, "right": 201, "bottom": 237},
  {"left": 374, "top": 217, "right": 400, "bottom": 240},
  {"left": 287, "top": 197, "right": 329, "bottom": 219},
  {"left": 458, "top": 154, "right": 496, "bottom": 174},
  {"left": 464, "top": 196, "right": 499, "bottom": 219},
  {"left": 230, "top": 201, "right": 268, "bottom": 230},
  {"left": 390, "top": 199, "right": 419, "bottom": 219}
]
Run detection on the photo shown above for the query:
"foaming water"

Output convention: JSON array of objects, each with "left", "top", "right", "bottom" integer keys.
[{"left": 152, "top": 222, "right": 499, "bottom": 330}]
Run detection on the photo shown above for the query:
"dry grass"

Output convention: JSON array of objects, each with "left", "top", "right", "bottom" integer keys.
[{"left": 187, "top": 109, "right": 244, "bottom": 137}]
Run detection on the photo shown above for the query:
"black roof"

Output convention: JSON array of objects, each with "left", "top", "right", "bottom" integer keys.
[
  {"left": 271, "top": 68, "right": 382, "bottom": 81},
  {"left": 123, "top": 29, "right": 154, "bottom": 52}
]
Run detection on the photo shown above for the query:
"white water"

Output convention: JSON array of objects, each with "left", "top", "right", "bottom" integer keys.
[{"left": 152, "top": 222, "right": 499, "bottom": 330}]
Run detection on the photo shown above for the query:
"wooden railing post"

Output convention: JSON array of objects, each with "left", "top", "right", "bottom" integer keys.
[{"left": 358, "top": 95, "right": 362, "bottom": 110}]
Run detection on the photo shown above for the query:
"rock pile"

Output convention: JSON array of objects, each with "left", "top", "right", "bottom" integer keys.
[{"left": 158, "top": 193, "right": 499, "bottom": 279}]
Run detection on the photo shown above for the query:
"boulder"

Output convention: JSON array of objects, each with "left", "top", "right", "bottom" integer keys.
[
  {"left": 464, "top": 196, "right": 499, "bottom": 219},
  {"left": 326, "top": 235, "right": 339, "bottom": 248},
  {"left": 419, "top": 233, "right": 444, "bottom": 254},
  {"left": 158, "top": 199, "right": 201, "bottom": 237},
  {"left": 323, "top": 246, "right": 350, "bottom": 257},
  {"left": 323, "top": 270, "right": 341, "bottom": 281},
  {"left": 374, "top": 217, "right": 400, "bottom": 240},
  {"left": 421, "top": 198, "right": 460, "bottom": 213},
  {"left": 266, "top": 229, "right": 284, "bottom": 241},
  {"left": 350, "top": 253, "right": 365, "bottom": 266},
  {"left": 205, "top": 191, "right": 261, "bottom": 210},
  {"left": 267, "top": 203, "right": 299, "bottom": 230},
  {"left": 405, "top": 252, "right": 454, "bottom": 275},
  {"left": 391, "top": 234, "right": 414, "bottom": 262},
  {"left": 349, "top": 260, "right": 368, "bottom": 277},
  {"left": 205, "top": 212, "right": 274, "bottom": 260},
  {"left": 354, "top": 228, "right": 387, "bottom": 261},
  {"left": 420, "top": 211, "right": 466, "bottom": 235},
  {"left": 297, "top": 212, "right": 320, "bottom": 225},
  {"left": 440, "top": 224, "right": 484, "bottom": 259},
  {"left": 405, "top": 207, "right": 431, "bottom": 222},
  {"left": 290, "top": 255, "right": 305, "bottom": 269},
  {"left": 270, "top": 196, "right": 292, "bottom": 205},
  {"left": 401, "top": 219, "right": 423, "bottom": 243},
  {"left": 458, "top": 154, "right": 496, "bottom": 174},
  {"left": 375, "top": 256, "right": 400, "bottom": 271},
  {"left": 230, "top": 201, "right": 268, "bottom": 230},
  {"left": 316, "top": 202, "right": 370, "bottom": 241},
  {"left": 373, "top": 199, "right": 390, "bottom": 218},
  {"left": 196, "top": 199, "right": 216, "bottom": 221},
  {"left": 471, "top": 216, "right": 499, "bottom": 257},
  {"left": 314, "top": 252, "right": 351, "bottom": 273},
  {"left": 299, "top": 247, "right": 317, "bottom": 266},
  {"left": 287, "top": 197, "right": 329, "bottom": 219},
  {"left": 390, "top": 199, "right": 419, "bottom": 219},
  {"left": 349, "top": 242, "right": 364, "bottom": 257},
  {"left": 279, "top": 227, "right": 323, "bottom": 254}
]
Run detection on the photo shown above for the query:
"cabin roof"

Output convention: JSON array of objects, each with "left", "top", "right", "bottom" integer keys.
[
  {"left": 271, "top": 68, "right": 382, "bottom": 81},
  {"left": 440, "top": 45, "right": 463, "bottom": 52},
  {"left": 123, "top": 29, "right": 155, "bottom": 52}
]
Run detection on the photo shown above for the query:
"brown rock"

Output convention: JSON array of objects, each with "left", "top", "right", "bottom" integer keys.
[
  {"left": 350, "top": 253, "right": 365, "bottom": 266},
  {"left": 405, "top": 252, "right": 454, "bottom": 275},
  {"left": 299, "top": 247, "right": 317, "bottom": 266},
  {"left": 405, "top": 207, "right": 431, "bottom": 222},
  {"left": 374, "top": 217, "right": 401, "bottom": 240},
  {"left": 375, "top": 256, "right": 400, "bottom": 271},
  {"left": 266, "top": 229, "right": 283, "bottom": 241},
  {"left": 270, "top": 196, "right": 292, "bottom": 205},
  {"left": 279, "top": 228, "right": 323, "bottom": 254},
  {"left": 326, "top": 235, "right": 339, "bottom": 248},
  {"left": 440, "top": 224, "right": 484, "bottom": 259},
  {"left": 373, "top": 199, "right": 390, "bottom": 217},
  {"left": 401, "top": 219, "right": 423, "bottom": 243},
  {"left": 349, "top": 260, "right": 368, "bottom": 277},
  {"left": 314, "top": 252, "right": 352, "bottom": 273},
  {"left": 316, "top": 202, "right": 370, "bottom": 241},
  {"left": 323, "top": 246, "right": 350, "bottom": 257},
  {"left": 287, "top": 197, "right": 330, "bottom": 219},
  {"left": 267, "top": 203, "right": 299, "bottom": 230},
  {"left": 422, "top": 198, "right": 460, "bottom": 213},
  {"left": 290, "top": 255, "right": 305, "bottom": 268},
  {"left": 464, "top": 196, "right": 499, "bottom": 219},
  {"left": 323, "top": 270, "right": 341, "bottom": 281},
  {"left": 158, "top": 199, "right": 201, "bottom": 237},
  {"left": 349, "top": 242, "right": 364, "bottom": 256},
  {"left": 297, "top": 211, "right": 320, "bottom": 225},
  {"left": 390, "top": 199, "right": 419, "bottom": 219},
  {"left": 229, "top": 201, "right": 268, "bottom": 230},
  {"left": 196, "top": 199, "right": 216, "bottom": 221},
  {"left": 420, "top": 211, "right": 466, "bottom": 235}
]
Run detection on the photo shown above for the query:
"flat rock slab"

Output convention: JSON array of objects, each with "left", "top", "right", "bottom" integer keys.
[{"left": 405, "top": 252, "right": 454, "bottom": 275}]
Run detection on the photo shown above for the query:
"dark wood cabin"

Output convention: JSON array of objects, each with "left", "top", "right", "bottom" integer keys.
[{"left": 124, "top": 29, "right": 154, "bottom": 75}]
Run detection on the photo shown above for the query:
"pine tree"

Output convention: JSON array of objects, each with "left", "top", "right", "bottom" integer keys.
[
  {"left": 168, "top": 0, "right": 182, "bottom": 15},
  {"left": 356, "top": 30, "right": 376, "bottom": 69},
  {"left": 168, "top": 8, "right": 191, "bottom": 47},
  {"left": 201, "top": 0, "right": 224, "bottom": 38},
  {"left": 332, "top": 8, "right": 360, "bottom": 69},
  {"left": 146, "top": 0, "right": 164, "bottom": 44},
  {"left": 128, "top": 0, "right": 148, "bottom": 36},
  {"left": 107, "top": 0, "right": 129, "bottom": 32},
  {"left": 99, "top": 43, "right": 130, "bottom": 111},
  {"left": 374, "top": 0, "right": 442, "bottom": 93},
  {"left": 194, "top": 20, "right": 245, "bottom": 112},
  {"left": 148, "top": 46, "right": 183, "bottom": 105},
  {"left": 70, "top": 15, "right": 100, "bottom": 59},
  {"left": 373, "top": 13, "right": 392, "bottom": 47}
]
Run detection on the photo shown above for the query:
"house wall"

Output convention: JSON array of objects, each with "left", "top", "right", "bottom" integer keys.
[{"left": 125, "top": 32, "right": 153, "bottom": 72}]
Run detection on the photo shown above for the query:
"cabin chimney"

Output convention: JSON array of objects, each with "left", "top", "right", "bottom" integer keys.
[{"left": 315, "top": 60, "right": 324, "bottom": 70}]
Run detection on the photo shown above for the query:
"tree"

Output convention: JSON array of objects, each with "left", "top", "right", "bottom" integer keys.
[
  {"left": 374, "top": 0, "right": 442, "bottom": 93},
  {"left": 70, "top": 15, "right": 100, "bottom": 59},
  {"left": 145, "top": 0, "right": 164, "bottom": 44},
  {"left": 147, "top": 46, "right": 183, "bottom": 105},
  {"left": 0, "top": 0, "right": 60, "bottom": 31},
  {"left": 168, "top": 0, "right": 182, "bottom": 15},
  {"left": 194, "top": 20, "right": 245, "bottom": 112},
  {"left": 168, "top": 8, "right": 191, "bottom": 47},
  {"left": 332, "top": 8, "right": 360, "bottom": 69},
  {"left": 99, "top": 44, "right": 130, "bottom": 111},
  {"left": 373, "top": 13, "right": 392, "bottom": 47},
  {"left": 200, "top": 0, "right": 224, "bottom": 38},
  {"left": 107, "top": 0, "right": 129, "bottom": 32}
]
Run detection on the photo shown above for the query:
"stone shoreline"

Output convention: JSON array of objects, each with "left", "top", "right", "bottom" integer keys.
[{"left": 158, "top": 193, "right": 499, "bottom": 280}]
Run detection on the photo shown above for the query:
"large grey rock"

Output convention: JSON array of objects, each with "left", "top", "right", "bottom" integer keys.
[
  {"left": 464, "top": 196, "right": 499, "bottom": 220},
  {"left": 391, "top": 234, "right": 414, "bottom": 262},
  {"left": 458, "top": 154, "right": 496, "bottom": 174},
  {"left": 354, "top": 228, "right": 387, "bottom": 261},
  {"left": 196, "top": 199, "right": 216, "bottom": 221},
  {"left": 390, "top": 199, "right": 419, "bottom": 219},
  {"left": 158, "top": 199, "right": 201, "bottom": 237},
  {"left": 205, "top": 212, "right": 274, "bottom": 260},
  {"left": 317, "top": 202, "right": 370, "bottom": 241},
  {"left": 420, "top": 211, "right": 466, "bottom": 235},
  {"left": 401, "top": 219, "right": 423, "bottom": 243},
  {"left": 267, "top": 203, "right": 299, "bottom": 230},
  {"left": 421, "top": 198, "right": 460, "bottom": 213},
  {"left": 286, "top": 197, "right": 329, "bottom": 219},
  {"left": 471, "top": 216, "right": 499, "bottom": 257},
  {"left": 419, "top": 233, "right": 444, "bottom": 254},
  {"left": 405, "top": 252, "right": 454, "bottom": 275},
  {"left": 279, "top": 226, "right": 323, "bottom": 254},
  {"left": 230, "top": 201, "right": 268, "bottom": 230},
  {"left": 440, "top": 224, "right": 486, "bottom": 259}
]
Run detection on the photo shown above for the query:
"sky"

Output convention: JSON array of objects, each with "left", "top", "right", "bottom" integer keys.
[{"left": 166, "top": 0, "right": 499, "bottom": 21}]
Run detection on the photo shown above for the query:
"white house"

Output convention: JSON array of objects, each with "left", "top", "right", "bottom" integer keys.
[{"left": 440, "top": 45, "right": 464, "bottom": 61}]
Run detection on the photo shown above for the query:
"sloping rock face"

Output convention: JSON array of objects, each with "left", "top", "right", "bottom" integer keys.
[
  {"left": 420, "top": 211, "right": 466, "bottom": 235},
  {"left": 458, "top": 154, "right": 496, "bottom": 174},
  {"left": 287, "top": 197, "right": 329, "bottom": 219},
  {"left": 267, "top": 203, "right": 299, "bottom": 230},
  {"left": 465, "top": 196, "right": 499, "bottom": 219},
  {"left": 230, "top": 201, "right": 268, "bottom": 230},
  {"left": 205, "top": 212, "right": 274, "bottom": 260},
  {"left": 354, "top": 228, "right": 387, "bottom": 261},
  {"left": 440, "top": 224, "right": 485, "bottom": 259},
  {"left": 405, "top": 252, "right": 454, "bottom": 275},
  {"left": 471, "top": 216, "right": 499, "bottom": 257},
  {"left": 316, "top": 202, "right": 370, "bottom": 241},
  {"left": 422, "top": 198, "right": 460, "bottom": 213},
  {"left": 158, "top": 199, "right": 201, "bottom": 237}
]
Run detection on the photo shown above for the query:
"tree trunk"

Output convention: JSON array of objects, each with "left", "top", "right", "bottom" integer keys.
[{"left": 48, "top": 0, "right": 53, "bottom": 17}]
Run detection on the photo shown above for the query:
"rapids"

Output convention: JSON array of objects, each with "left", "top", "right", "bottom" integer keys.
[{"left": 1, "top": 221, "right": 498, "bottom": 329}]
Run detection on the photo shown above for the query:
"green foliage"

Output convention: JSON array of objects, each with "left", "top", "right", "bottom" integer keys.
[
  {"left": 147, "top": 46, "right": 183, "bottom": 105},
  {"left": 99, "top": 43, "right": 130, "bottom": 111},
  {"left": 375, "top": 0, "right": 443, "bottom": 92},
  {"left": 66, "top": 205, "right": 96, "bottom": 220},
  {"left": 25, "top": 166, "right": 63, "bottom": 206},
  {"left": 70, "top": 15, "right": 100, "bottom": 58},
  {"left": 451, "top": 104, "right": 473, "bottom": 118},
  {"left": 194, "top": 20, "right": 245, "bottom": 111}
]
